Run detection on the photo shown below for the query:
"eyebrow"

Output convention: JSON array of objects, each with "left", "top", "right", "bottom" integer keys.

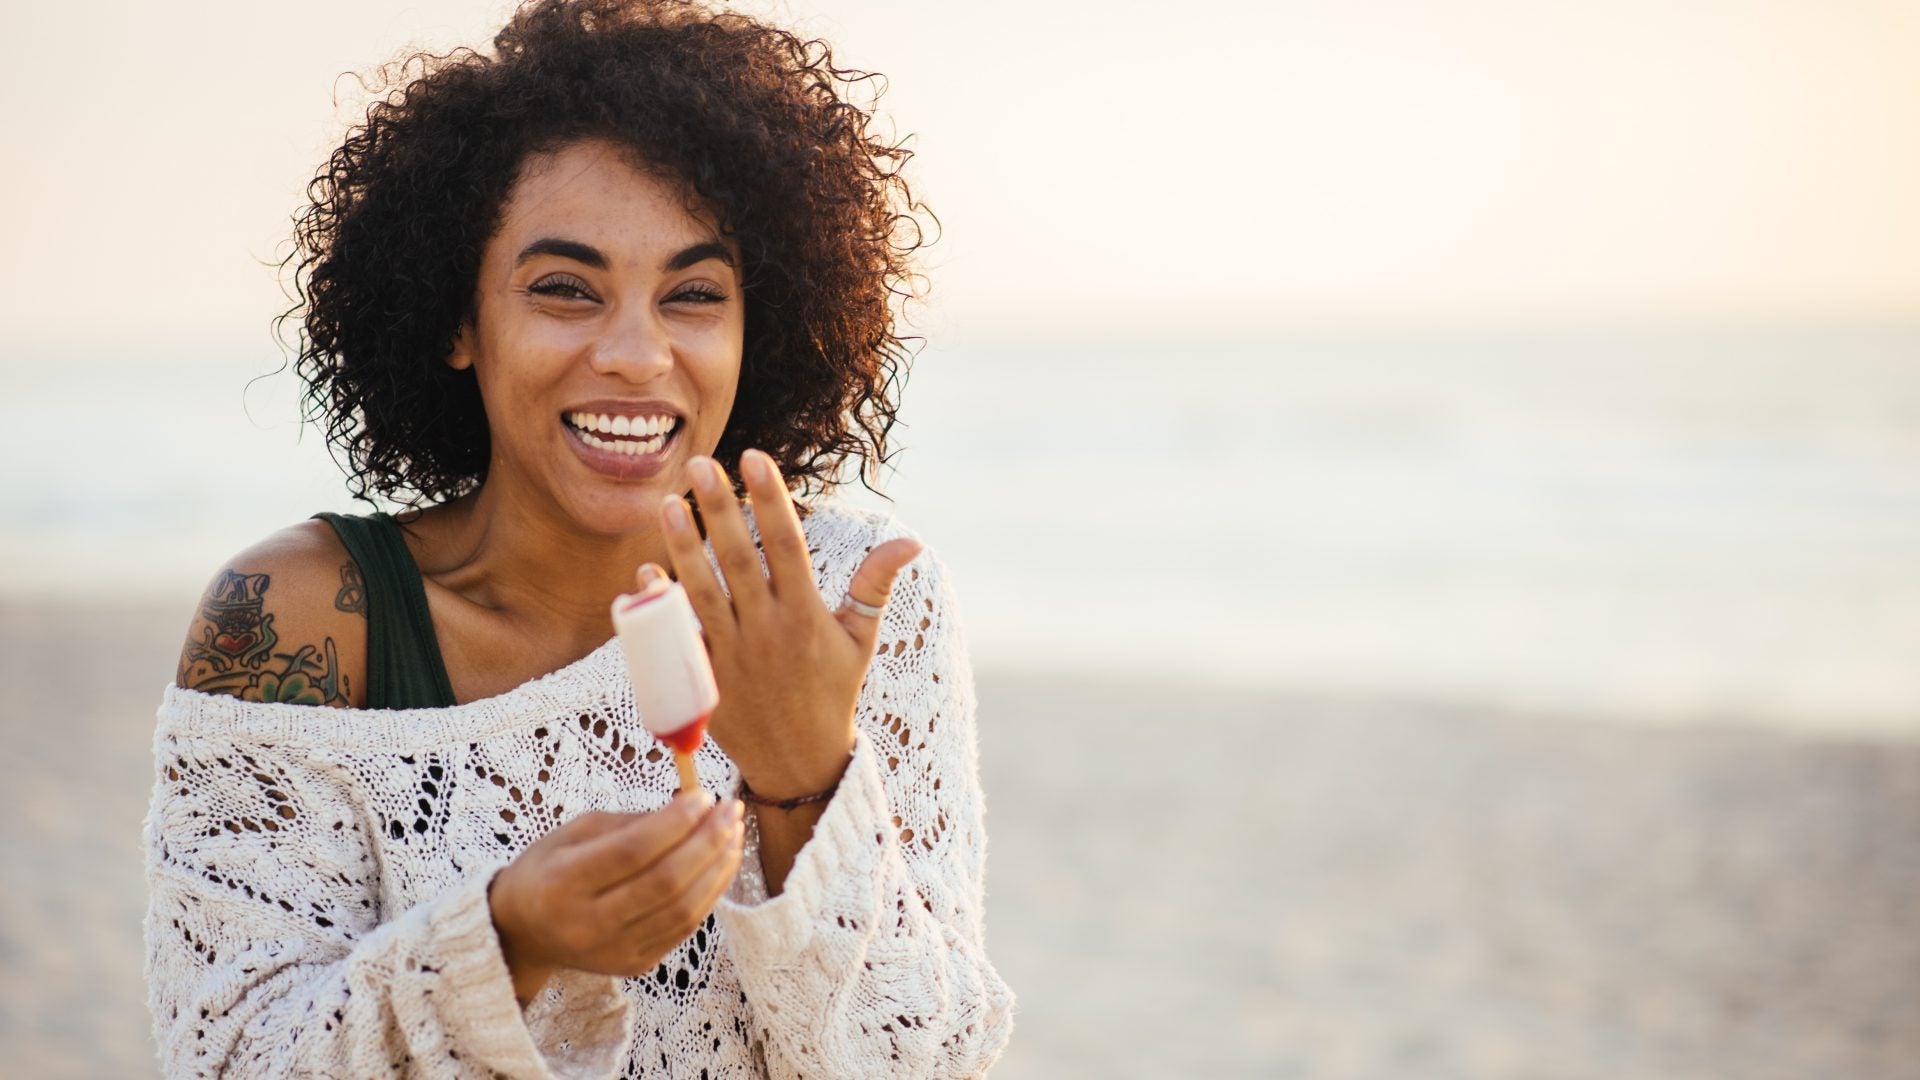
[
  {"left": 513, "top": 237, "right": 735, "bottom": 273},
  {"left": 515, "top": 237, "right": 606, "bottom": 270},
  {"left": 664, "top": 241, "right": 735, "bottom": 272}
]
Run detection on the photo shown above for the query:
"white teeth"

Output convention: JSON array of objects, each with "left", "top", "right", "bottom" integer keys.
[
  {"left": 568, "top": 412, "right": 676, "bottom": 448},
  {"left": 606, "top": 434, "right": 665, "bottom": 457},
  {"left": 572, "top": 425, "right": 666, "bottom": 455}
]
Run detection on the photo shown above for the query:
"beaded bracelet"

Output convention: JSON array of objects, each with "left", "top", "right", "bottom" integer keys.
[
  {"left": 737, "top": 779, "right": 839, "bottom": 811},
  {"left": 737, "top": 754, "right": 852, "bottom": 811}
]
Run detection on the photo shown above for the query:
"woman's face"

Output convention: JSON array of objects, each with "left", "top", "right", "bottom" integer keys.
[{"left": 450, "top": 138, "right": 744, "bottom": 536}]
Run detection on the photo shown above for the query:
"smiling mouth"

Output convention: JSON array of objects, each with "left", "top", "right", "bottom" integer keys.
[{"left": 563, "top": 411, "right": 681, "bottom": 457}]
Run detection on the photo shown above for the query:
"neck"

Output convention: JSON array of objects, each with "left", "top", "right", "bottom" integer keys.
[{"left": 412, "top": 476, "right": 678, "bottom": 655}]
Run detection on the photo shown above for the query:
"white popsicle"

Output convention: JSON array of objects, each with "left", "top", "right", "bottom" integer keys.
[{"left": 611, "top": 578, "right": 719, "bottom": 795}]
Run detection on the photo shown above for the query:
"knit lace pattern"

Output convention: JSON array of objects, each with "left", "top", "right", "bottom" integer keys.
[{"left": 143, "top": 501, "right": 1014, "bottom": 1078}]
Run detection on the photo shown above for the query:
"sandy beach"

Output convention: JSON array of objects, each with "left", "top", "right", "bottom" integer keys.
[{"left": 1, "top": 598, "right": 1915, "bottom": 1078}]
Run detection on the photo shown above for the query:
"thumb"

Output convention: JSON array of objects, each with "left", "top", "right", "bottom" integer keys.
[{"left": 834, "top": 537, "right": 924, "bottom": 647}]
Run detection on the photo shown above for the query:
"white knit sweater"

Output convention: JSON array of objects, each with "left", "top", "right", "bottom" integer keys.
[{"left": 144, "top": 501, "right": 1014, "bottom": 1079}]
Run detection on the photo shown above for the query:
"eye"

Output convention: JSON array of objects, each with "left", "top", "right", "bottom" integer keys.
[
  {"left": 667, "top": 282, "right": 728, "bottom": 304},
  {"left": 528, "top": 274, "right": 598, "bottom": 301}
]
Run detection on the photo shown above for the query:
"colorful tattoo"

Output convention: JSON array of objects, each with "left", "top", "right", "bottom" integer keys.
[
  {"left": 183, "top": 571, "right": 278, "bottom": 672},
  {"left": 180, "top": 570, "right": 352, "bottom": 707},
  {"left": 335, "top": 561, "right": 368, "bottom": 617}
]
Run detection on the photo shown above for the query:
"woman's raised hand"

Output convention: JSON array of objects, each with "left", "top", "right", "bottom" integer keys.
[
  {"left": 488, "top": 794, "right": 745, "bottom": 1004},
  {"left": 658, "top": 449, "right": 923, "bottom": 800}
]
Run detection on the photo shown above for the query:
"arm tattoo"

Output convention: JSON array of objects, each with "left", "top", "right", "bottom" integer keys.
[
  {"left": 179, "top": 570, "right": 353, "bottom": 707},
  {"left": 334, "top": 561, "right": 368, "bottom": 617}
]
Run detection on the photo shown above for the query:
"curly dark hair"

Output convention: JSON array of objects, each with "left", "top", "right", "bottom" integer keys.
[{"left": 283, "top": 0, "right": 931, "bottom": 505}]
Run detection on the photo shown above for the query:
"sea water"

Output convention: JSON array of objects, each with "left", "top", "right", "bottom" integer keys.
[{"left": 6, "top": 324, "right": 1917, "bottom": 733}]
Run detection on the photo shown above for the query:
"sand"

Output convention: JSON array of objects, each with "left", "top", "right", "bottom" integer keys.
[{"left": 1, "top": 598, "right": 1916, "bottom": 1078}]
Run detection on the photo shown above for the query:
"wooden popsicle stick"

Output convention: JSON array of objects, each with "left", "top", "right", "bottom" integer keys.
[{"left": 674, "top": 750, "right": 704, "bottom": 797}]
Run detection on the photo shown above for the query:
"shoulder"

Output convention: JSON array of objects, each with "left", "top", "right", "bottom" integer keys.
[
  {"left": 799, "top": 496, "right": 965, "bottom": 630},
  {"left": 797, "top": 497, "right": 961, "bottom": 589},
  {"left": 795, "top": 497, "right": 922, "bottom": 560},
  {"left": 174, "top": 518, "right": 369, "bottom": 708}
]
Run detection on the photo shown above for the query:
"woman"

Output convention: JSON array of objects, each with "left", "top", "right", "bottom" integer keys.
[{"left": 146, "top": 1, "right": 1013, "bottom": 1076}]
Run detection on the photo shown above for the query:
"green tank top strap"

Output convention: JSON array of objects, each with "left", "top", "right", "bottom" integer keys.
[{"left": 312, "top": 512, "right": 459, "bottom": 710}]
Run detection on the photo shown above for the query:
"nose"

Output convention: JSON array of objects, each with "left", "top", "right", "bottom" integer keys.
[{"left": 587, "top": 303, "right": 675, "bottom": 383}]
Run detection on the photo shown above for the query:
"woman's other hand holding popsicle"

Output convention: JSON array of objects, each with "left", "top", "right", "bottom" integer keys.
[{"left": 488, "top": 794, "right": 745, "bottom": 1005}]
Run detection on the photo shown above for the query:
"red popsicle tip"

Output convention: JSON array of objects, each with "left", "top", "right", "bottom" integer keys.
[{"left": 654, "top": 713, "right": 709, "bottom": 755}]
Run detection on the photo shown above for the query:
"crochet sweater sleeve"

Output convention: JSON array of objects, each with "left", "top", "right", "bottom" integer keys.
[
  {"left": 714, "top": 539, "right": 1016, "bottom": 1078},
  {"left": 144, "top": 735, "right": 632, "bottom": 1078}
]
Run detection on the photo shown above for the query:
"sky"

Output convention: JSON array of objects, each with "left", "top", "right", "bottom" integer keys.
[{"left": 3, "top": 0, "right": 1918, "bottom": 356}]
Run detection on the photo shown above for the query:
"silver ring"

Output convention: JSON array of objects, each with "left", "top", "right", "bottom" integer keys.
[{"left": 842, "top": 593, "right": 885, "bottom": 618}]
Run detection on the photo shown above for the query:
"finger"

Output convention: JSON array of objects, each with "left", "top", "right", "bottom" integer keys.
[
  {"left": 659, "top": 492, "right": 734, "bottom": 641},
  {"left": 559, "top": 792, "right": 709, "bottom": 894},
  {"left": 739, "top": 449, "right": 815, "bottom": 600},
  {"left": 834, "top": 537, "right": 925, "bottom": 647},
  {"left": 599, "top": 798, "right": 744, "bottom": 922},
  {"left": 547, "top": 808, "right": 638, "bottom": 846},
  {"left": 617, "top": 817, "right": 745, "bottom": 963},
  {"left": 633, "top": 562, "right": 669, "bottom": 593},
  {"left": 688, "top": 457, "right": 772, "bottom": 616},
  {"left": 685, "top": 825, "right": 745, "bottom": 914}
]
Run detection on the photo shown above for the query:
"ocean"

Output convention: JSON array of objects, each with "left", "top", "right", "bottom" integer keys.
[{"left": 6, "top": 323, "right": 1918, "bottom": 734}]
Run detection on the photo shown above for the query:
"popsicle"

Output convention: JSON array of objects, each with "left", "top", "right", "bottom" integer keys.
[{"left": 611, "top": 574, "right": 719, "bottom": 797}]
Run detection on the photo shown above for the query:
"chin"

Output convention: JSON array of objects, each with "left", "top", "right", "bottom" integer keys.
[{"left": 562, "top": 482, "right": 683, "bottom": 540}]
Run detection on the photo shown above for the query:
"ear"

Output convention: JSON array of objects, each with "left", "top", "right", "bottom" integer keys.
[{"left": 446, "top": 322, "right": 476, "bottom": 372}]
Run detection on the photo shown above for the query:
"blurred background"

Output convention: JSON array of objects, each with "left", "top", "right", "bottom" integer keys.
[{"left": 3, "top": 1, "right": 1917, "bottom": 1076}]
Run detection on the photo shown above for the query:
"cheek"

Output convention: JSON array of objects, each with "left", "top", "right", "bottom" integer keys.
[
  {"left": 467, "top": 330, "right": 570, "bottom": 445},
  {"left": 691, "top": 320, "right": 745, "bottom": 426}
]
